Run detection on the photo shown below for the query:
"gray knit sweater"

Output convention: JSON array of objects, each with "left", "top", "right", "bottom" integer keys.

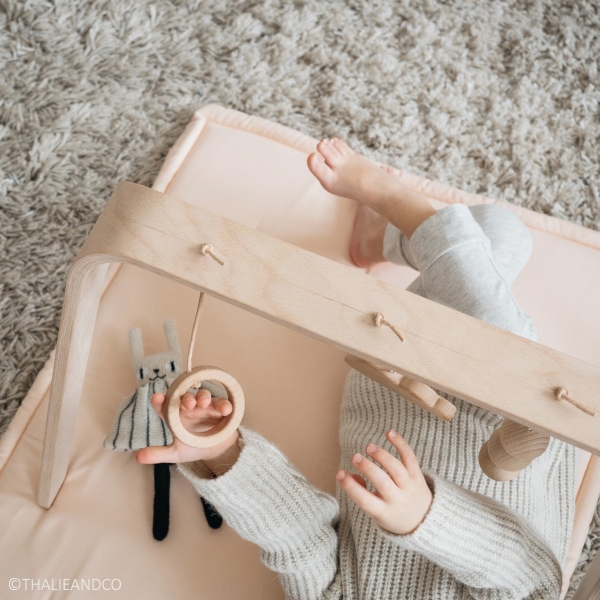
[{"left": 178, "top": 205, "right": 576, "bottom": 599}]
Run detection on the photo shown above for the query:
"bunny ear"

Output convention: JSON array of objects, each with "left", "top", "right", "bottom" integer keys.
[
  {"left": 129, "top": 327, "right": 144, "bottom": 369},
  {"left": 163, "top": 319, "right": 182, "bottom": 363}
]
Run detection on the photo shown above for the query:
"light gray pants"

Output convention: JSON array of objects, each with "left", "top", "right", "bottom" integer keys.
[{"left": 382, "top": 203, "right": 539, "bottom": 342}]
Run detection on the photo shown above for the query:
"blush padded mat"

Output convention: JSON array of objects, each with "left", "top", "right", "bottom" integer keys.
[{"left": 1, "top": 104, "right": 599, "bottom": 599}]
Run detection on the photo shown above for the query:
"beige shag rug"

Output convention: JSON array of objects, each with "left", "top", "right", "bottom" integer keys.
[{"left": 0, "top": 0, "right": 598, "bottom": 594}]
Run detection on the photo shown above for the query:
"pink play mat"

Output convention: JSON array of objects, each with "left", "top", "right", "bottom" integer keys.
[{"left": 1, "top": 105, "right": 599, "bottom": 599}]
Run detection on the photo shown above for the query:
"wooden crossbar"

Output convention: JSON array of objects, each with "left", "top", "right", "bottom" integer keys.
[{"left": 38, "top": 181, "right": 600, "bottom": 510}]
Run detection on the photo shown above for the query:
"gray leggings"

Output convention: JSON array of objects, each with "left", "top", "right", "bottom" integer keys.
[{"left": 382, "top": 203, "right": 539, "bottom": 342}]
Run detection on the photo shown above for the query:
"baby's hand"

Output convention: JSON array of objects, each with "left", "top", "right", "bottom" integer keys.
[
  {"left": 136, "top": 388, "right": 239, "bottom": 468},
  {"left": 336, "top": 430, "right": 433, "bottom": 535}
]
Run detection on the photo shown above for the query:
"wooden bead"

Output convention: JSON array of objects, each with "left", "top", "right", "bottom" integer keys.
[
  {"left": 164, "top": 366, "right": 245, "bottom": 448},
  {"left": 479, "top": 420, "right": 549, "bottom": 481}
]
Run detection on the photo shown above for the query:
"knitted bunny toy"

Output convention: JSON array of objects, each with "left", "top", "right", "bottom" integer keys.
[{"left": 104, "top": 319, "right": 222, "bottom": 540}]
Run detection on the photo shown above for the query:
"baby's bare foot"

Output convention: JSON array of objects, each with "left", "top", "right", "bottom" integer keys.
[
  {"left": 350, "top": 204, "right": 388, "bottom": 268},
  {"left": 307, "top": 138, "right": 404, "bottom": 212},
  {"left": 308, "top": 138, "right": 436, "bottom": 240},
  {"left": 351, "top": 163, "right": 414, "bottom": 267},
  {"left": 349, "top": 164, "right": 411, "bottom": 267}
]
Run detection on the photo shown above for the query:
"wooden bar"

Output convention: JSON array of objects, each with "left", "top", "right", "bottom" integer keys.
[{"left": 38, "top": 181, "right": 600, "bottom": 508}]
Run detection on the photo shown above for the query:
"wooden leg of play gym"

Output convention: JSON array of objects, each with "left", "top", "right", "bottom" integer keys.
[
  {"left": 573, "top": 547, "right": 600, "bottom": 600},
  {"left": 37, "top": 261, "right": 108, "bottom": 509}
]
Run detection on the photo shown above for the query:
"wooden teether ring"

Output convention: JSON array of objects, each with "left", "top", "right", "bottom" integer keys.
[{"left": 164, "top": 366, "right": 245, "bottom": 449}]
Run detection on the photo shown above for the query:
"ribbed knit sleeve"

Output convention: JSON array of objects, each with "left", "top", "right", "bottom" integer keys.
[
  {"left": 177, "top": 427, "right": 341, "bottom": 600},
  {"left": 380, "top": 471, "right": 562, "bottom": 598}
]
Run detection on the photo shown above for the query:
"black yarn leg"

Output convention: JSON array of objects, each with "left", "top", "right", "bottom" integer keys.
[
  {"left": 153, "top": 463, "right": 171, "bottom": 541},
  {"left": 200, "top": 495, "right": 223, "bottom": 529}
]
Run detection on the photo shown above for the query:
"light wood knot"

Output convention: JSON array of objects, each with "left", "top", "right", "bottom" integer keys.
[
  {"left": 199, "top": 243, "right": 225, "bottom": 266},
  {"left": 372, "top": 312, "right": 405, "bottom": 343}
]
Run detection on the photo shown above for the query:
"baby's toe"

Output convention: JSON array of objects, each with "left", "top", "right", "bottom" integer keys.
[
  {"left": 317, "top": 138, "right": 344, "bottom": 166},
  {"left": 316, "top": 138, "right": 330, "bottom": 154},
  {"left": 331, "top": 138, "right": 352, "bottom": 157},
  {"left": 307, "top": 152, "right": 337, "bottom": 191}
]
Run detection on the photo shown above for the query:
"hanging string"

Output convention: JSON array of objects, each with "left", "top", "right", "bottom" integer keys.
[
  {"left": 199, "top": 243, "right": 225, "bottom": 265},
  {"left": 554, "top": 387, "right": 597, "bottom": 417},
  {"left": 187, "top": 292, "right": 205, "bottom": 374},
  {"left": 186, "top": 243, "right": 226, "bottom": 373},
  {"left": 373, "top": 312, "right": 405, "bottom": 343}
]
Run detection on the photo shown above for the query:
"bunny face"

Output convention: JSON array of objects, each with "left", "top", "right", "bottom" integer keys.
[
  {"left": 129, "top": 319, "right": 183, "bottom": 389},
  {"left": 136, "top": 353, "right": 182, "bottom": 386}
]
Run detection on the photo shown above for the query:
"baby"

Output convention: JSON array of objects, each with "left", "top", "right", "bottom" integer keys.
[{"left": 138, "top": 139, "right": 576, "bottom": 599}]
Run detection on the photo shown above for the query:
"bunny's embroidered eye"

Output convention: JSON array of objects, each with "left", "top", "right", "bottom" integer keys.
[
  {"left": 170, "top": 361, "right": 176, "bottom": 372},
  {"left": 139, "top": 368, "right": 144, "bottom": 379}
]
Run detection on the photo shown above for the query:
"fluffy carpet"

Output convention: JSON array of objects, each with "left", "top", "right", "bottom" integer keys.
[{"left": 0, "top": 0, "right": 598, "bottom": 594}]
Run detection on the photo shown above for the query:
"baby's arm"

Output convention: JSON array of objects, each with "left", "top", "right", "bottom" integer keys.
[
  {"left": 342, "top": 430, "right": 562, "bottom": 599},
  {"left": 386, "top": 473, "right": 562, "bottom": 598},
  {"left": 138, "top": 390, "right": 341, "bottom": 600}
]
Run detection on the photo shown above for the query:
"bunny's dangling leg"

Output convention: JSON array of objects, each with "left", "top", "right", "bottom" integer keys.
[
  {"left": 200, "top": 496, "right": 223, "bottom": 529},
  {"left": 152, "top": 463, "right": 171, "bottom": 541}
]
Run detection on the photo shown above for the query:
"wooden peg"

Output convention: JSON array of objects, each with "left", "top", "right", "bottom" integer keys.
[
  {"left": 345, "top": 354, "right": 456, "bottom": 422},
  {"left": 164, "top": 366, "right": 245, "bottom": 448},
  {"left": 479, "top": 420, "right": 550, "bottom": 481}
]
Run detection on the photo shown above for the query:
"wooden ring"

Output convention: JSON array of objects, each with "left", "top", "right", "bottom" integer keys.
[{"left": 164, "top": 366, "right": 245, "bottom": 448}]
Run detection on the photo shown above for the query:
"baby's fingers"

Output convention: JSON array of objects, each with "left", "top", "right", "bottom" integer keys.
[
  {"left": 181, "top": 388, "right": 213, "bottom": 411},
  {"left": 179, "top": 388, "right": 211, "bottom": 411},
  {"left": 351, "top": 474, "right": 367, "bottom": 488},
  {"left": 179, "top": 390, "right": 232, "bottom": 422},
  {"left": 136, "top": 443, "right": 178, "bottom": 465},
  {"left": 151, "top": 393, "right": 166, "bottom": 420},
  {"left": 387, "top": 430, "right": 422, "bottom": 478},
  {"left": 195, "top": 388, "right": 212, "bottom": 409},
  {"left": 366, "top": 443, "right": 410, "bottom": 488},
  {"left": 213, "top": 397, "right": 232, "bottom": 416},
  {"left": 181, "top": 391, "right": 199, "bottom": 411},
  {"left": 351, "top": 453, "right": 397, "bottom": 499},
  {"left": 336, "top": 470, "right": 385, "bottom": 518},
  {"left": 193, "top": 389, "right": 232, "bottom": 416}
]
